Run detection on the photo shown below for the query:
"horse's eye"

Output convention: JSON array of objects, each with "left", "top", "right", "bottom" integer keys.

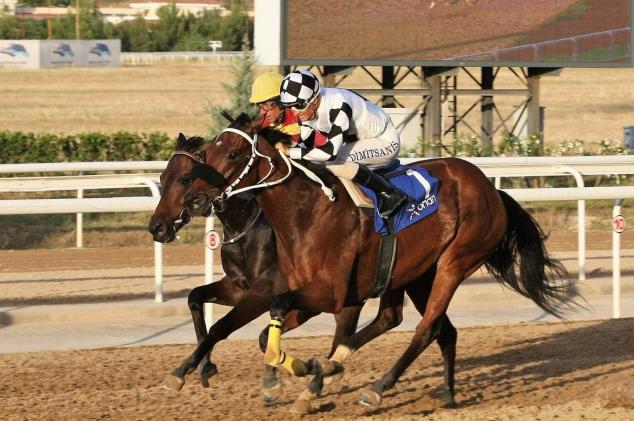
[
  {"left": 180, "top": 176, "right": 192, "bottom": 187},
  {"left": 228, "top": 151, "right": 239, "bottom": 160}
]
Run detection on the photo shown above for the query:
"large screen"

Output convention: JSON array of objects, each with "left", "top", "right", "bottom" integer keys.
[{"left": 282, "top": 0, "right": 633, "bottom": 67}]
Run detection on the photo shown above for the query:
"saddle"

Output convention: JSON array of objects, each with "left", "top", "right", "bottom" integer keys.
[
  {"left": 336, "top": 164, "right": 440, "bottom": 298},
  {"left": 339, "top": 178, "right": 374, "bottom": 209}
]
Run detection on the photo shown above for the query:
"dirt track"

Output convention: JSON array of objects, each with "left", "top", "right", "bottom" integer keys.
[
  {"left": 1, "top": 319, "right": 632, "bottom": 420},
  {"left": 1, "top": 232, "right": 633, "bottom": 419}
]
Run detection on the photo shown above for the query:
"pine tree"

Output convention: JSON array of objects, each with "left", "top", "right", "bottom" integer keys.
[{"left": 207, "top": 52, "right": 258, "bottom": 136}]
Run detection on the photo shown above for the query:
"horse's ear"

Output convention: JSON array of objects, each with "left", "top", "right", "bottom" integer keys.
[
  {"left": 230, "top": 113, "right": 253, "bottom": 130},
  {"left": 176, "top": 132, "right": 187, "bottom": 148},
  {"left": 220, "top": 110, "right": 234, "bottom": 122},
  {"left": 250, "top": 117, "right": 264, "bottom": 132}
]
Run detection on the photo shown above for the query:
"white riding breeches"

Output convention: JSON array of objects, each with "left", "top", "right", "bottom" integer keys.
[{"left": 326, "top": 122, "right": 400, "bottom": 179}]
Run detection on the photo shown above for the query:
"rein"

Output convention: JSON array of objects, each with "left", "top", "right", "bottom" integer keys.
[
  {"left": 221, "top": 207, "right": 263, "bottom": 245},
  {"left": 217, "top": 127, "right": 335, "bottom": 203},
  {"left": 216, "top": 128, "right": 292, "bottom": 201}
]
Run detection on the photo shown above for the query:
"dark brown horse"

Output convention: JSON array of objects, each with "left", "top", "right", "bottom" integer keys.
[
  {"left": 159, "top": 116, "right": 574, "bottom": 410},
  {"left": 149, "top": 133, "right": 462, "bottom": 413}
]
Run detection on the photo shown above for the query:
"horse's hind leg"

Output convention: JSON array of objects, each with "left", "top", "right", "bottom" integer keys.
[
  {"left": 435, "top": 315, "right": 457, "bottom": 407},
  {"left": 359, "top": 230, "right": 495, "bottom": 408},
  {"left": 405, "top": 274, "right": 458, "bottom": 407}
]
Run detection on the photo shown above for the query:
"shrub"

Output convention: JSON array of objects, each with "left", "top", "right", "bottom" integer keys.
[{"left": 0, "top": 131, "right": 172, "bottom": 163}]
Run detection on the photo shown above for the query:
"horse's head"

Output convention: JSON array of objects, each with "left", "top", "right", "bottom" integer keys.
[
  {"left": 183, "top": 113, "right": 292, "bottom": 212},
  {"left": 148, "top": 132, "right": 227, "bottom": 243}
]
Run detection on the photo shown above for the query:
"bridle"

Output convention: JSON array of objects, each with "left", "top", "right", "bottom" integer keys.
[
  {"left": 166, "top": 127, "right": 336, "bottom": 241},
  {"left": 164, "top": 130, "right": 291, "bottom": 244}
]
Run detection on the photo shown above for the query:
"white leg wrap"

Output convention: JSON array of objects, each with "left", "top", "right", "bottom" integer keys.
[{"left": 330, "top": 345, "right": 353, "bottom": 363}]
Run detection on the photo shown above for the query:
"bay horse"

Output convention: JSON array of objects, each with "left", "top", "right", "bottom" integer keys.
[
  {"left": 149, "top": 134, "right": 366, "bottom": 402},
  {"left": 149, "top": 133, "right": 462, "bottom": 413},
  {"left": 161, "top": 116, "right": 574, "bottom": 410}
]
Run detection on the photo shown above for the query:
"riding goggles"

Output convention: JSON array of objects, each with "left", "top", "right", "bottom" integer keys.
[
  {"left": 286, "top": 95, "right": 317, "bottom": 113},
  {"left": 257, "top": 99, "right": 280, "bottom": 111}
]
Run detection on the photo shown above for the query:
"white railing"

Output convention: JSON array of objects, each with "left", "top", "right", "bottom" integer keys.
[{"left": 0, "top": 156, "right": 632, "bottom": 314}]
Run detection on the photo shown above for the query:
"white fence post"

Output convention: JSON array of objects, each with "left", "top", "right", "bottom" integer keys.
[
  {"left": 560, "top": 166, "right": 586, "bottom": 281},
  {"left": 612, "top": 199, "right": 624, "bottom": 319},
  {"left": 135, "top": 177, "right": 164, "bottom": 303},
  {"left": 76, "top": 171, "right": 84, "bottom": 248},
  {"left": 204, "top": 216, "right": 215, "bottom": 328}
]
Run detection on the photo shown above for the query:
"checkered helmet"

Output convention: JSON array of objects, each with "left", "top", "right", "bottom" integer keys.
[{"left": 280, "top": 70, "right": 321, "bottom": 108}]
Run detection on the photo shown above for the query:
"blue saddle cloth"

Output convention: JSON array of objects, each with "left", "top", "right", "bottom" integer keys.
[{"left": 359, "top": 161, "right": 440, "bottom": 236}]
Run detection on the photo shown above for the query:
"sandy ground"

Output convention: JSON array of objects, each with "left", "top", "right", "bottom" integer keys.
[
  {"left": 1, "top": 231, "right": 633, "bottom": 419},
  {"left": 0, "top": 319, "right": 632, "bottom": 420}
]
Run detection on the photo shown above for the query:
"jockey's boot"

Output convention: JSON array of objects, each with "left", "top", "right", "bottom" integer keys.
[{"left": 353, "top": 165, "right": 409, "bottom": 219}]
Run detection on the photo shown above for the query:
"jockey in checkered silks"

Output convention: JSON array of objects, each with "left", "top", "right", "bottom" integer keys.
[{"left": 276, "top": 70, "right": 408, "bottom": 219}]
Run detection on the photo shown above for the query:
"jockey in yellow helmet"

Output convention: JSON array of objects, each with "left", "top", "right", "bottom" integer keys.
[{"left": 250, "top": 72, "right": 301, "bottom": 143}]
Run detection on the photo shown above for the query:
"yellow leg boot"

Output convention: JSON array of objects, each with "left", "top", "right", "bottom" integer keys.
[
  {"left": 279, "top": 352, "right": 309, "bottom": 377},
  {"left": 263, "top": 319, "right": 309, "bottom": 376},
  {"left": 263, "top": 319, "right": 283, "bottom": 366}
]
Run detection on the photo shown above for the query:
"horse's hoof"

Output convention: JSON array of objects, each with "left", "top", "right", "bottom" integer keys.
[
  {"left": 262, "top": 382, "right": 283, "bottom": 406},
  {"left": 308, "top": 357, "right": 343, "bottom": 376},
  {"left": 438, "top": 389, "right": 457, "bottom": 407},
  {"left": 443, "top": 400, "right": 458, "bottom": 409},
  {"left": 290, "top": 398, "right": 312, "bottom": 415},
  {"left": 200, "top": 362, "right": 218, "bottom": 388},
  {"left": 161, "top": 374, "right": 185, "bottom": 391},
  {"left": 358, "top": 388, "right": 382, "bottom": 408}
]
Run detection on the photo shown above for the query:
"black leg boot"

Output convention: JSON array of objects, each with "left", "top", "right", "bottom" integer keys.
[{"left": 353, "top": 165, "right": 409, "bottom": 219}]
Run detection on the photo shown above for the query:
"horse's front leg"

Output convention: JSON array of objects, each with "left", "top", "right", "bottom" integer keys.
[
  {"left": 264, "top": 285, "right": 342, "bottom": 378},
  {"left": 257, "top": 309, "right": 320, "bottom": 405},
  {"left": 291, "top": 288, "right": 406, "bottom": 414},
  {"left": 291, "top": 304, "right": 364, "bottom": 414},
  {"left": 162, "top": 276, "right": 271, "bottom": 391},
  {"left": 187, "top": 276, "right": 246, "bottom": 387}
]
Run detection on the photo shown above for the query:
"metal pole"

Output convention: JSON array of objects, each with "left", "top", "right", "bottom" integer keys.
[
  {"left": 612, "top": 199, "right": 624, "bottom": 319},
  {"left": 480, "top": 67, "right": 494, "bottom": 153},
  {"left": 204, "top": 216, "right": 215, "bottom": 328}
]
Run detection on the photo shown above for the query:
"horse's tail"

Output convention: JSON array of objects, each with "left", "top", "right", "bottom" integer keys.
[{"left": 485, "top": 190, "right": 576, "bottom": 318}]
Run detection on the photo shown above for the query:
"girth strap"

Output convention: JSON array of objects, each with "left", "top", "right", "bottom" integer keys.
[{"left": 370, "top": 217, "right": 397, "bottom": 298}]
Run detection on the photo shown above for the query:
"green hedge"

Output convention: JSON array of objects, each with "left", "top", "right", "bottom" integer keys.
[{"left": 0, "top": 131, "right": 174, "bottom": 163}]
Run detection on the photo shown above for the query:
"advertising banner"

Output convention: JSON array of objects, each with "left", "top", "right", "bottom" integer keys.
[
  {"left": 0, "top": 40, "right": 40, "bottom": 69},
  {"left": 0, "top": 39, "right": 121, "bottom": 68},
  {"left": 80, "top": 40, "right": 121, "bottom": 67},
  {"left": 40, "top": 40, "right": 81, "bottom": 68}
]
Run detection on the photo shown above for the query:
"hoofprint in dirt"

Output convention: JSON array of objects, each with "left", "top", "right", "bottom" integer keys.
[{"left": 1, "top": 320, "right": 632, "bottom": 420}]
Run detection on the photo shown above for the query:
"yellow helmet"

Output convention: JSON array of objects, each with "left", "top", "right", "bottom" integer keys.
[{"left": 250, "top": 72, "right": 284, "bottom": 104}]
